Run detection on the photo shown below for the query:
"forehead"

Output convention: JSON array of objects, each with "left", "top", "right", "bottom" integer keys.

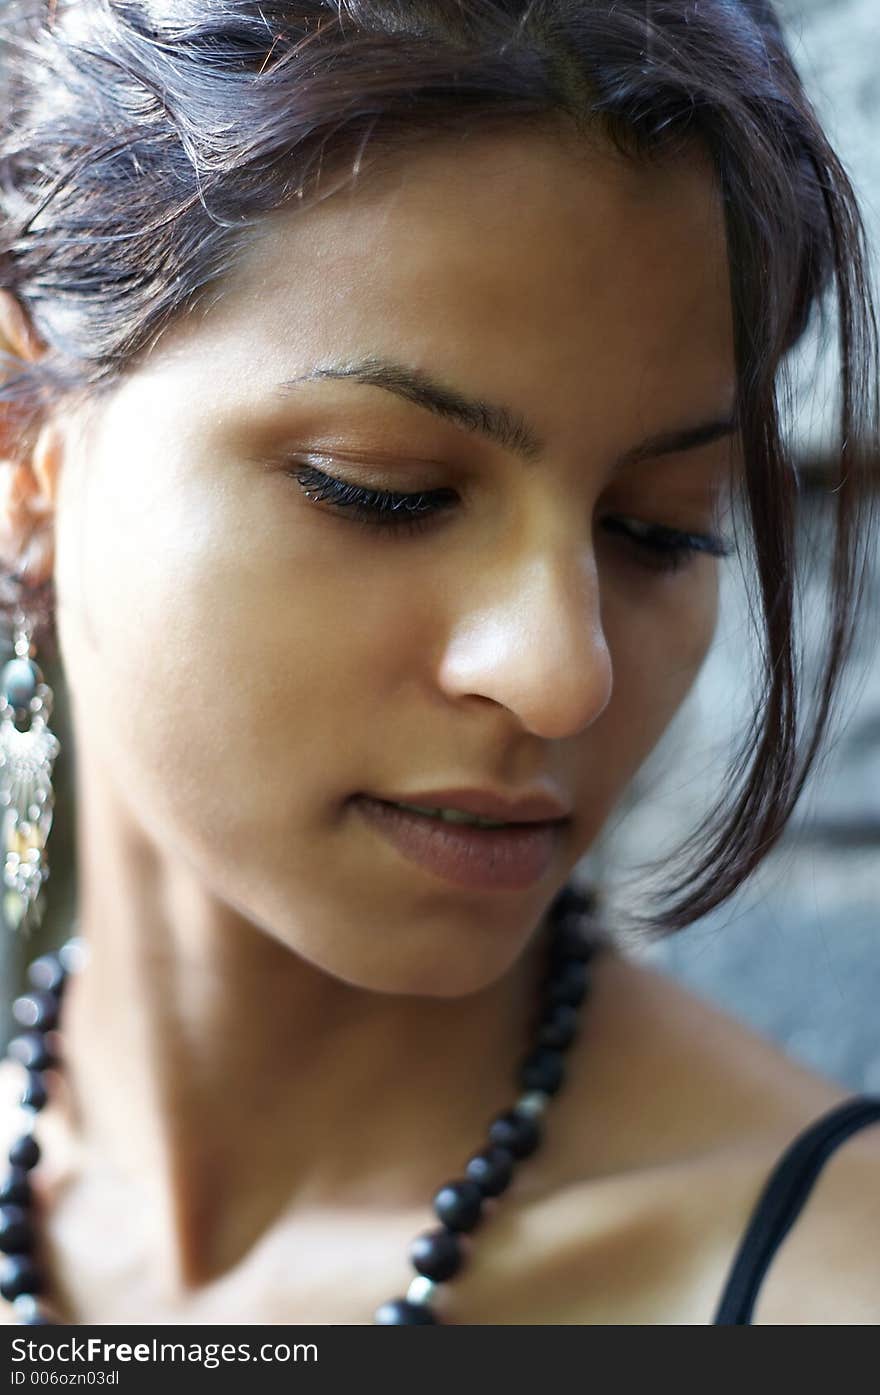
[{"left": 159, "top": 125, "right": 734, "bottom": 444}]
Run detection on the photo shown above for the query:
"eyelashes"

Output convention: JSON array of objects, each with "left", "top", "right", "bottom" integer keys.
[
  {"left": 600, "top": 515, "right": 734, "bottom": 573},
  {"left": 292, "top": 464, "right": 456, "bottom": 532},
  {"left": 286, "top": 462, "right": 734, "bottom": 575}
]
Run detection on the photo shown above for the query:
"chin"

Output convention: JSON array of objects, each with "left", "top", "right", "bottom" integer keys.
[{"left": 295, "top": 928, "right": 528, "bottom": 1000}]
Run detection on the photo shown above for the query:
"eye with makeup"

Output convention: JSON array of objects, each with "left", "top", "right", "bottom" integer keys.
[{"left": 286, "top": 461, "right": 734, "bottom": 576}]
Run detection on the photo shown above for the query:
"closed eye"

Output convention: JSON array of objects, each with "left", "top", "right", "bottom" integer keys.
[{"left": 286, "top": 462, "right": 734, "bottom": 575}]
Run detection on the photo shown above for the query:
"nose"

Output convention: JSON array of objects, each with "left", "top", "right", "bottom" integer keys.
[{"left": 437, "top": 549, "right": 613, "bottom": 740}]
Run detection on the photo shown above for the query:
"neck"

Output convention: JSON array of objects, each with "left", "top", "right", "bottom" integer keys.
[{"left": 56, "top": 759, "right": 556, "bottom": 1294}]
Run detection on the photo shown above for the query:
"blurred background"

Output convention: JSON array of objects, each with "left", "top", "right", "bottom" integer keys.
[{"left": 1, "top": 0, "right": 878, "bottom": 1092}]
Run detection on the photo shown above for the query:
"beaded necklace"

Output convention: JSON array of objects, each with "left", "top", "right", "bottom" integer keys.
[{"left": 0, "top": 883, "right": 607, "bottom": 1325}]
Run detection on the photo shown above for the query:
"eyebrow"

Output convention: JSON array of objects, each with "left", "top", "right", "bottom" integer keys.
[{"left": 277, "top": 356, "right": 739, "bottom": 469}]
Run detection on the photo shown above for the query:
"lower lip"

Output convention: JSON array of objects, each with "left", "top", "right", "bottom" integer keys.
[{"left": 352, "top": 795, "right": 567, "bottom": 892}]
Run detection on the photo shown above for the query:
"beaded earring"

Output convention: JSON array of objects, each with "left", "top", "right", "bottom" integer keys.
[{"left": 0, "top": 609, "right": 61, "bottom": 938}]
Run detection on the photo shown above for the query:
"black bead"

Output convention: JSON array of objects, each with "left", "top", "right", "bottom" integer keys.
[
  {"left": 519, "top": 1047, "right": 565, "bottom": 1095},
  {"left": 549, "top": 921, "right": 597, "bottom": 965},
  {"left": 432, "top": 1178, "right": 483, "bottom": 1233},
  {"left": 0, "top": 1167, "right": 31, "bottom": 1208},
  {"left": 465, "top": 1145, "right": 515, "bottom": 1198},
  {"left": 548, "top": 884, "right": 587, "bottom": 921},
  {"left": 8, "top": 1134, "right": 40, "bottom": 1172},
  {"left": 20, "top": 1071, "right": 48, "bottom": 1112},
  {"left": 0, "top": 1204, "right": 33, "bottom": 1255},
  {"left": 374, "top": 1298, "right": 437, "bottom": 1325},
  {"left": 7, "top": 1031, "right": 55, "bottom": 1073},
  {"left": 12, "top": 990, "right": 60, "bottom": 1033},
  {"left": 26, "top": 955, "right": 67, "bottom": 996},
  {"left": 0, "top": 1253, "right": 43, "bottom": 1302},
  {"left": 488, "top": 1109, "right": 542, "bottom": 1159},
  {"left": 409, "top": 1227, "right": 463, "bottom": 1282},
  {"left": 545, "top": 959, "right": 589, "bottom": 1008},
  {"left": 535, "top": 1002, "right": 580, "bottom": 1051}
]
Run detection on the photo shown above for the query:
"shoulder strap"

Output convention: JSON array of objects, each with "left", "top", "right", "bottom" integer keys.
[{"left": 713, "top": 1094, "right": 880, "bottom": 1324}]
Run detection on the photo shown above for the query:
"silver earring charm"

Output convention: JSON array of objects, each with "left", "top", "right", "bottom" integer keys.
[{"left": 0, "top": 609, "right": 61, "bottom": 937}]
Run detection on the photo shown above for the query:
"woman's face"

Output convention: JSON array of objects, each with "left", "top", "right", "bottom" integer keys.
[{"left": 52, "top": 126, "right": 738, "bottom": 995}]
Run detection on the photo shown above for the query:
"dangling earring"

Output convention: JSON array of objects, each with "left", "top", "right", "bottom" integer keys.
[{"left": 0, "top": 608, "right": 60, "bottom": 937}]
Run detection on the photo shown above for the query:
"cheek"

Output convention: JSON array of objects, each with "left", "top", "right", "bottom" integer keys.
[
  {"left": 54, "top": 429, "right": 419, "bottom": 865},
  {"left": 578, "top": 565, "right": 721, "bottom": 820},
  {"left": 612, "top": 564, "right": 720, "bottom": 699}
]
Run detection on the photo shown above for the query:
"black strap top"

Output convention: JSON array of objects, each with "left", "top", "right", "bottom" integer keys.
[{"left": 713, "top": 1094, "right": 880, "bottom": 1324}]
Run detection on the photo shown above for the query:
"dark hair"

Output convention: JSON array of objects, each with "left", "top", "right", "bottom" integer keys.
[{"left": 0, "top": 0, "right": 877, "bottom": 937}]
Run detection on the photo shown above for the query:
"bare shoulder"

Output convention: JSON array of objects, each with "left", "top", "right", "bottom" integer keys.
[
  {"left": 513, "top": 944, "right": 880, "bottom": 1324},
  {"left": 749, "top": 1098, "right": 880, "bottom": 1325},
  {"left": 612, "top": 950, "right": 880, "bottom": 1324}
]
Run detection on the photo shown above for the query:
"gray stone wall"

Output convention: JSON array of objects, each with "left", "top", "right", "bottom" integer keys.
[{"left": 776, "top": 0, "right": 880, "bottom": 461}]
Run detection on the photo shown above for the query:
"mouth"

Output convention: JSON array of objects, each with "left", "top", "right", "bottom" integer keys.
[{"left": 351, "top": 794, "right": 568, "bottom": 892}]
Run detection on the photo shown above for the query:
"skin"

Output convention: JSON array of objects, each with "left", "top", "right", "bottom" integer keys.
[{"left": 0, "top": 123, "right": 876, "bottom": 1324}]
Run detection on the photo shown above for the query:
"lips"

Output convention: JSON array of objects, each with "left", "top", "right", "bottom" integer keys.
[
  {"left": 352, "top": 794, "right": 566, "bottom": 892},
  {"left": 365, "top": 786, "right": 572, "bottom": 824}
]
